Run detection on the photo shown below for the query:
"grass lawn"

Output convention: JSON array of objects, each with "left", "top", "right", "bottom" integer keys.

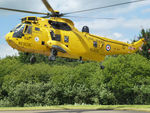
[{"left": 0, "top": 105, "right": 150, "bottom": 112}]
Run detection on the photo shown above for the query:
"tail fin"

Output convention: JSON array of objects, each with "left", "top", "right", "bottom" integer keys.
[{"left": 129, "top": 38, "right": 145, "bottom": 53}]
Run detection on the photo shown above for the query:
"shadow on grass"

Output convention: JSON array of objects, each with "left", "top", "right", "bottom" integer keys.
[{"left": 37, "top": 109, "right": 115, "bottom": 113}]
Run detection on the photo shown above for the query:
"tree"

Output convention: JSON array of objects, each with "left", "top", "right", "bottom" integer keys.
[{"left": 138, "top": 29, "right": 150, "bottom": 59}]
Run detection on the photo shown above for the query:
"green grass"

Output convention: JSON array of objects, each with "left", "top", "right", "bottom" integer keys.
[{"left": 0, "top": 105, "right": 150, "bottom": 112}]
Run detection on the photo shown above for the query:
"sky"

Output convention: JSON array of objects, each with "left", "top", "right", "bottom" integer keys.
[{"left": 0, "top": 0, "right": 150, "bottom": 58}]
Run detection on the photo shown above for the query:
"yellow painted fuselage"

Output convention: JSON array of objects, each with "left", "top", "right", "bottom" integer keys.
[{"left": 5, "top": 16, "right": 145, "bottom": 62}]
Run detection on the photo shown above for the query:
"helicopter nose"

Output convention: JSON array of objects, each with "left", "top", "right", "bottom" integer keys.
[
  {"left": 5, "top": 32, "right": 15, "bottom": 48},
  {"left": 5, "top": 32, "right": 13, "bottom": 42},
  {"left": 5, "top": 34, "right": 10, "bottom": 42}
]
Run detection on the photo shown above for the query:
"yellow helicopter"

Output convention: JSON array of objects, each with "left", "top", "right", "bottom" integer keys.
[{"left": 0, "top": 0, "right": 147, "bottom": 68}]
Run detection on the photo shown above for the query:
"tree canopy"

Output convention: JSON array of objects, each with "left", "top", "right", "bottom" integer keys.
[{"left": 138, "top": 29, "right": 150, "bottom": 59}]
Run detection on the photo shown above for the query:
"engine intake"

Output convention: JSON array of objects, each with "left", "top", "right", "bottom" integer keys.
[{"left": 82, "top": 26, "right": 89, "bottom": 33}]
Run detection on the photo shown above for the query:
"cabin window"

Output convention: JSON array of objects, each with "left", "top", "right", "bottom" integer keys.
[
  {"left": 35, "top": 27, "right": 40, "bottom": 31},
  {"left": 28, "top": 17, "right": 37, "bottom": 21},
  {"left": 21, "top": 18, "right": 27, "bottom": 22},
  {"left": 50, "top": 31, "right": 61, "bottom": 41},
  {"left": 24, "top": 22, "right": 31, "bottom": 24},
  {"left": 55, "top": 34, "right": 61, "bottom": 41},
  {"left": 48, "top": 20, "right": 72, "bottom": 31},
  {"left": 27, "top": 26, "right": 32, "bottom": 34},
  {"left": 50, "top": 31, "right": 55, "bottom": 40},
  {"left": 64, "top": 36, "right": 69, "bottom": 43},
  {"left": 93, "top": 41, "right": 97, "bottom": 48},
  {"left": 24, "top": 25, "right": 32, "bottom": 34}
]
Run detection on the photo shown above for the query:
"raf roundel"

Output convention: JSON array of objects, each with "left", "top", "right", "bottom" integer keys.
[
  {"left": 106, "top": 44, "right": 111, "bottom": 51},
  {"left": 35, "top": 37, "right": 39, "bottom": 42}
]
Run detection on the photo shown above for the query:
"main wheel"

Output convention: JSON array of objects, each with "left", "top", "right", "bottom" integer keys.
[
  {"left": 100, "top": 65, "right": 105, "bottom": 69},
  {"left": 48, "top": 49, "right": 57, "bottom": 61},
  {"left": 25, "top": 52, "right": 29, "bottom": 56},
  {"left": 48, "top": 55, "right": 56, "bottom": 61},
  {"left": 30, "top": 55, "right": 36, "bottom": 64}
]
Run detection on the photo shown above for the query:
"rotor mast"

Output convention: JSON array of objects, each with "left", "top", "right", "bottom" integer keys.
[{"left": 42, "top": 0, "right": 63, "bottom": 17}]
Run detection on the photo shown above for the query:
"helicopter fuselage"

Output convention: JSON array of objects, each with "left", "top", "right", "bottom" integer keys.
[{"left": 5, "top": 16, "right": 145, "bottom": 62}]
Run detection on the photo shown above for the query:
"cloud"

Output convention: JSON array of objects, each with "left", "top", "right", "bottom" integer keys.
[
  {"left": 0, "top": 0, "right": 46, "bottom": 15},
  {"left": 50, "top": 0, "right": 150, "bottom": 17},
  {"left": 113, "top": 32, "right": 123, "bottom": 38},
  {"left": 74, "top": 16, "right": 150, "bottom": 43},
  {"left": 0, "top": 0, "right": 147, "bottom": 15},
  {"left": 142, "top": 8, "right": 150, "bottom": 13},
  {"left": 109, "top": 0, "right": 150, "bottom": 15},
  {"left": 75, "top": 17, "right": 150, "bottom": 32},
  {"left": 122, "top": 18, "right": 150, "bottom": 29},
  {"left": 53, "top": 0, "right": 130, "bottom": 13},
  {"left": 0, "top": 43, "right": 18, "bottom": 58},
  {"left": 75, "top": 18, "right": 122, "bottom": 32}
]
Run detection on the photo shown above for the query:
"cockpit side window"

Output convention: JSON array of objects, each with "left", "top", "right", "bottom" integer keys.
[
  {"left": 27, "top": 26, "right": 32, "bottom": 34},
  {"left": 48, "top": 20, "right": 72, "bottom": 31},
  {"left": 11, "top": 24, "right": 22, "bottom": 32},
  {"left": 24, "top": 25, "right": 29, "bottom": 33},
  {"left": 24, "top": 25, "right": 32, "bottom": 34},
  {"left": 13, "top": 24, "right": 25, "bottom": 38}
]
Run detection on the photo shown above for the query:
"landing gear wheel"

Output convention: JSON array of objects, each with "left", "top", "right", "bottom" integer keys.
[
  {"left": 100, "top": 65, "right": 105, "bottom": 69},
  {"left": 100, "top": 62, "right": 105, "bottom": 69},
  {"left": 48, "top": 55, "right": 56, "bottom": 61},
  {"left": 25, "top": 52, "right": 29, "bottom": 56},
  {"left": 79, "top": 57, "right": 84, "bottom": 64},
  {"left": 48, "top": 49, "right": 57, "bottom": 61},
  {"left": 30, "top": 55, "right": 36, "bottom": 64}
]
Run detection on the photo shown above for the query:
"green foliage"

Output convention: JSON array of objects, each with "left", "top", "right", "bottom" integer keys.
[
  {"left": 0, "top": 54, "right": 150, "bottom": 106},
  {"left": 138, "top": 29, "right": 150, "bottom": 59},
  {"left": 103, "top": 54, "right": 150, "bottom": 104},
  {"left": 18, "top": 52, "right": 80, "bottom": 66},
  {"left": 0, "top": 98, "right": 12, "bottom": 107},
  {"left": 18, "top": 52, "right": 48, "bottom": 64},
  {"left": 0, "top": 56, "right": 21, "bottom": 77}
]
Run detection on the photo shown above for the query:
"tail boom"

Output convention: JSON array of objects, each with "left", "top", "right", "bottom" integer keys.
[{"left": 103, "top": 38, "right": 145, "bottom": 56}]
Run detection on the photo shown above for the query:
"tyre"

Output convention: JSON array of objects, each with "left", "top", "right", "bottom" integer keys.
[
  {"left": 48, "top": 55, "right": 56, "bottom": 61},
  {"left": 30, "top": 56, "right": 36, "bottom": 64},
  {"left": 100, "top": 65, "right": 105, "bottom": 69}
]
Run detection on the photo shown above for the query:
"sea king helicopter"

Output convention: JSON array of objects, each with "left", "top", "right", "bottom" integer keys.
[{"left": 0, "top": 0, "right": 148, "bottom": 68}]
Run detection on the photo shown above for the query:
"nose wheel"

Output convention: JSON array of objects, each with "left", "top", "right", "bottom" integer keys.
[{"left": 48, "top": 49, "right": 57, "bottom": 61}]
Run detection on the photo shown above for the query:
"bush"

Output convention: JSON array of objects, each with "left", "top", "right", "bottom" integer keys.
[
  {"left": 0, "top": 54, "right": 150, "bottom": 106},
  {"left": 0, "top": 98, "right": 12, "bottom": 107}
]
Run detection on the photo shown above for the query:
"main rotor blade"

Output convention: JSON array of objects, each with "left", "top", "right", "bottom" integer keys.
[
  {"left": 42, "top": 0, "right": 55, "bottom": 15},
  {"left": 41, "top": 15, "right": 51, "bottom": 18},
  {"left": 64, "top": 16, "right": 115, "bottom": 20},
  {"left": 64, "top": 0, "right": 148, "bottom": 15},
  {"left": 0, "top": 7, "right": 48, "bottom": 15}
]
